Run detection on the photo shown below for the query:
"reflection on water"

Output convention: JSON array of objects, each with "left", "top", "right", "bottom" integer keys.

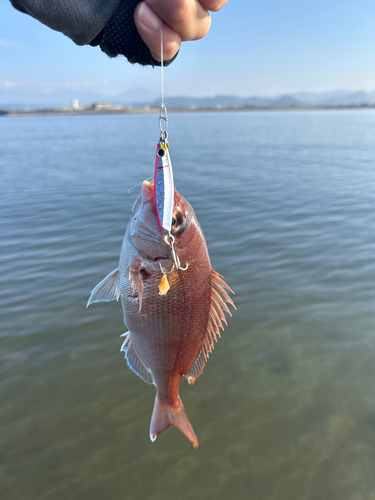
[{"left": 1, "top": 110, "right": 375, "bottom": 500}]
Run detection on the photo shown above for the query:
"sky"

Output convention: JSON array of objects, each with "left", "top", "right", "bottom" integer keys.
[{"left": 1, "top": 0, "right": 375, "bottom": 98}]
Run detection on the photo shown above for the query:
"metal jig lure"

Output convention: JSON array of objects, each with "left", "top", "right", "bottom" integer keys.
[{"left": 153, "top": 103, "right": 174, "bottom": 234}]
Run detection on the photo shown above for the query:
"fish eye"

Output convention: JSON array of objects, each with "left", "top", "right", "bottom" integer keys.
[{"left": 171, "top": 209, "right": 186, "bottom": 234}]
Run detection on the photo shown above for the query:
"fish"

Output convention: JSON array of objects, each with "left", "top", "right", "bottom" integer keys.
[{"left": 87, "top": 180, "right": 235, "bottom": 449}]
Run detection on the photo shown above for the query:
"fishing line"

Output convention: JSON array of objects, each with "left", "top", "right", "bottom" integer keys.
[
  {"left": 131, "top": 192, "right": 142, "bottom": 212},
  {"left": 160, "top": 23, "right": 164, "bottom": 105},
  {"left": 158, "top": 23, "right": 168, "bottom": 145},
  {"left": 130, "top": 26, "right": 166, "bottom": 215},
  {"left": 127, "top": 175, "right": 153, "bottom": 194},
  {"left": 128, "top": 176, "right": 153, "bottom": 213}
]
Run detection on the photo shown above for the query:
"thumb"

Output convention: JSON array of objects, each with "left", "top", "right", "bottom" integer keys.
[{"left": 134, "top": 2, "right": 181, "bottom": 62}]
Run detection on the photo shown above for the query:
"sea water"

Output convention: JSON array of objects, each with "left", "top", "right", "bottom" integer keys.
[{"left": 1, "top": 110, "right": 375, "bottom": 500}]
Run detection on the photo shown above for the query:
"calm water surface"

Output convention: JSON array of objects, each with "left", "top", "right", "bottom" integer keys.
[{"left": 1, "top": 110, "right": 375, "bottom": 500}]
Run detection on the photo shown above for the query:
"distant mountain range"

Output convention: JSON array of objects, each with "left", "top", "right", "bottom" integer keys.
[
  {"left": 1, "top": 89, "right": 375, "bottom": 111},
  {"left": 150, "top": 90, "right": 375, "bottom": 108}
]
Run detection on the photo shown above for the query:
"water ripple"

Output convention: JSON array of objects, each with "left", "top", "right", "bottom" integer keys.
[{"left": 2, "top": 111, "right": 375, "bottom": 499}]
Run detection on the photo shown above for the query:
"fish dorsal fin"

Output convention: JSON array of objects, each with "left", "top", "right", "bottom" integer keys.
[
  {"left": 87, "top": 268, "right": 120, "bottom": 307},
  {"left": 185, "top": 269, "right": 236, "bottom": 384},
  {"left": 120, "top": 333, "right": 154, "bottom": 385}
]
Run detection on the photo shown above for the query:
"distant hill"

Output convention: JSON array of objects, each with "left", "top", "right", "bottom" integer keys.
[
  {"left": 1, "top": 89, "right": 375, "bottom": 111},
  {"left": 142, "top": 91, "right": 375, "bottom": 109},
  {"left": 271, "top": 95, "right": 302, "bottom": 107}
]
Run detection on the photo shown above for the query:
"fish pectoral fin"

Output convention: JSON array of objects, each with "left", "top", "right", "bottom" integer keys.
[
  {"left": 185, "top": 269, "right": 235, "bottom": 384},
  {"left": 87, "top": 268, "right": 120, "bottom": 307},
  {"left": 120, "top": 332, "right": 154, "bottom": 384},
  {"left": 129, "top": 265, "right": 145, "bottom": 312}
]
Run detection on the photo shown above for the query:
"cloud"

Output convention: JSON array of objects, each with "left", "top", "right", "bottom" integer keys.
[
  {"left": 0, "top": 81, "right": 16, "bottom": 90},
  {"left": 0, "top": 39, "right": 26, "bottom": 49}
]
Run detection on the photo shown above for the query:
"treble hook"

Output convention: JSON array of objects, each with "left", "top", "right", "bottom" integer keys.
[
  {"left": 161, "top": 232, "right": 189, "bottom": 274},
  {"left": 159, "top": 261, "right": 174, "bottom": 275}
]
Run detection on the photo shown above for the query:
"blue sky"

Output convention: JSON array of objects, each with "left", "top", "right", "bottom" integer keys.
[{"left": 1, "top": 0, "right": 375, "bottom": 97}]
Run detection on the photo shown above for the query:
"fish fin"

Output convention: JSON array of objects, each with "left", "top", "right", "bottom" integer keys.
[
  {"left": 87, "top": 268, "right": 120, "bottom": 307},
  {"left": 211, "top": 269, "right": 236, "bottom": 310},
  {"left": 186, "top": 351, "right": 206, "bottom": 385},
  {"left": 129, "top": 266, "right": 144, "bottom": 312},
  {"left": 120, "top": 332, "right": 154, "bottom": 385},
  {"left": 185, "top": 269, "right": 235, "bottom": 384},
  {"left": 150, "top": 395, "right": 199, "bottom": 450}
]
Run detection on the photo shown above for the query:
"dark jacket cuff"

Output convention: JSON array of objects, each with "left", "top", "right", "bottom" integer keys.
[{"left": 92, "top": 0, "right": 178, "bottom": 67}]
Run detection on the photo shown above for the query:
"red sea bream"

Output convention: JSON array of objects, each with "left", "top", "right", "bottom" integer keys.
[{"left": 88, "top": 180, "right": 235, "bottom": 449}]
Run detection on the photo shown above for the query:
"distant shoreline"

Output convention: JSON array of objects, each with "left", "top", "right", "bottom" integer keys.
[{"left": 1, "top": 104, "right": 374, "bottom": 117}]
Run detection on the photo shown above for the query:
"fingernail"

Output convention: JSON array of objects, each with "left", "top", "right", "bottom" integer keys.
[{"left": 138, "top": 2, "right": 161, "bottom": 31}]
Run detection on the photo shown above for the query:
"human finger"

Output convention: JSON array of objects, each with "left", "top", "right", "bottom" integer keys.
[
  {"left": 135, "top": 2, "right": 181, "bottom": 62},
  {"left": 144, "top": 0, "right": 211, "bottom": 41},
  {"left": 198, "top": 0, "right": 228, "bottom": 12}
]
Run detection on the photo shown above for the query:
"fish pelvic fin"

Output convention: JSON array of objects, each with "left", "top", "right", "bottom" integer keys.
[
  {"left": 185, "top": 269, "right": 235, "bottom": 384},
  {"left": 87, "top": 268, "right": 120, "bottom": 307},
  {"left": 150, "top": 396, "right": 199, "bottom": 450}
]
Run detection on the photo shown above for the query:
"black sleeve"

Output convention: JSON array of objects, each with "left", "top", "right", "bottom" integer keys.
[
  {"left": 10, "top": 0, "right": 27, "bottom": 13},
  {"left": 92, "top": 0, "right": 178, "bottom": 67},
  {"left": 10, "top": 0, "right": 178, "bottom": 66}
]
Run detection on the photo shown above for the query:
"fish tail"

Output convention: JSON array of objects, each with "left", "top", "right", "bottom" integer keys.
[{"left": 150, "top": 396, "right": 199, "bottom": 450}]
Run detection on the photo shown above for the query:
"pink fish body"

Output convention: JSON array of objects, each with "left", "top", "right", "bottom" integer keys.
[{"left": 88, "top": 181, "right": 235, "bottom": 448}]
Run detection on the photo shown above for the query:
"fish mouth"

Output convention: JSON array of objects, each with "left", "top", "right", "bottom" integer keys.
[
  {"left": 142, "top": 180, "right": 154, "bottom": 201},
  {"left": 130, "top": 181, "right": 171, "bottom": 260}
]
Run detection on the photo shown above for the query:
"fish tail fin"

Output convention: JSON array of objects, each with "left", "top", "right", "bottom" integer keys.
[{"left": 150, "top": 396, "right": 199, "bottom": 450}]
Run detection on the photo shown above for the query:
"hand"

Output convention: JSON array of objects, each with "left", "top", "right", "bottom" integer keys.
[{"left": 134, "top": 0, "right": 228, "bottom": 63}]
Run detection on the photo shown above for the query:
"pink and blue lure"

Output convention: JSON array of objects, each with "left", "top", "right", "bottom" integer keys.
[{"left": 154, "top": 143, "right": 174, "bottom": 233}]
